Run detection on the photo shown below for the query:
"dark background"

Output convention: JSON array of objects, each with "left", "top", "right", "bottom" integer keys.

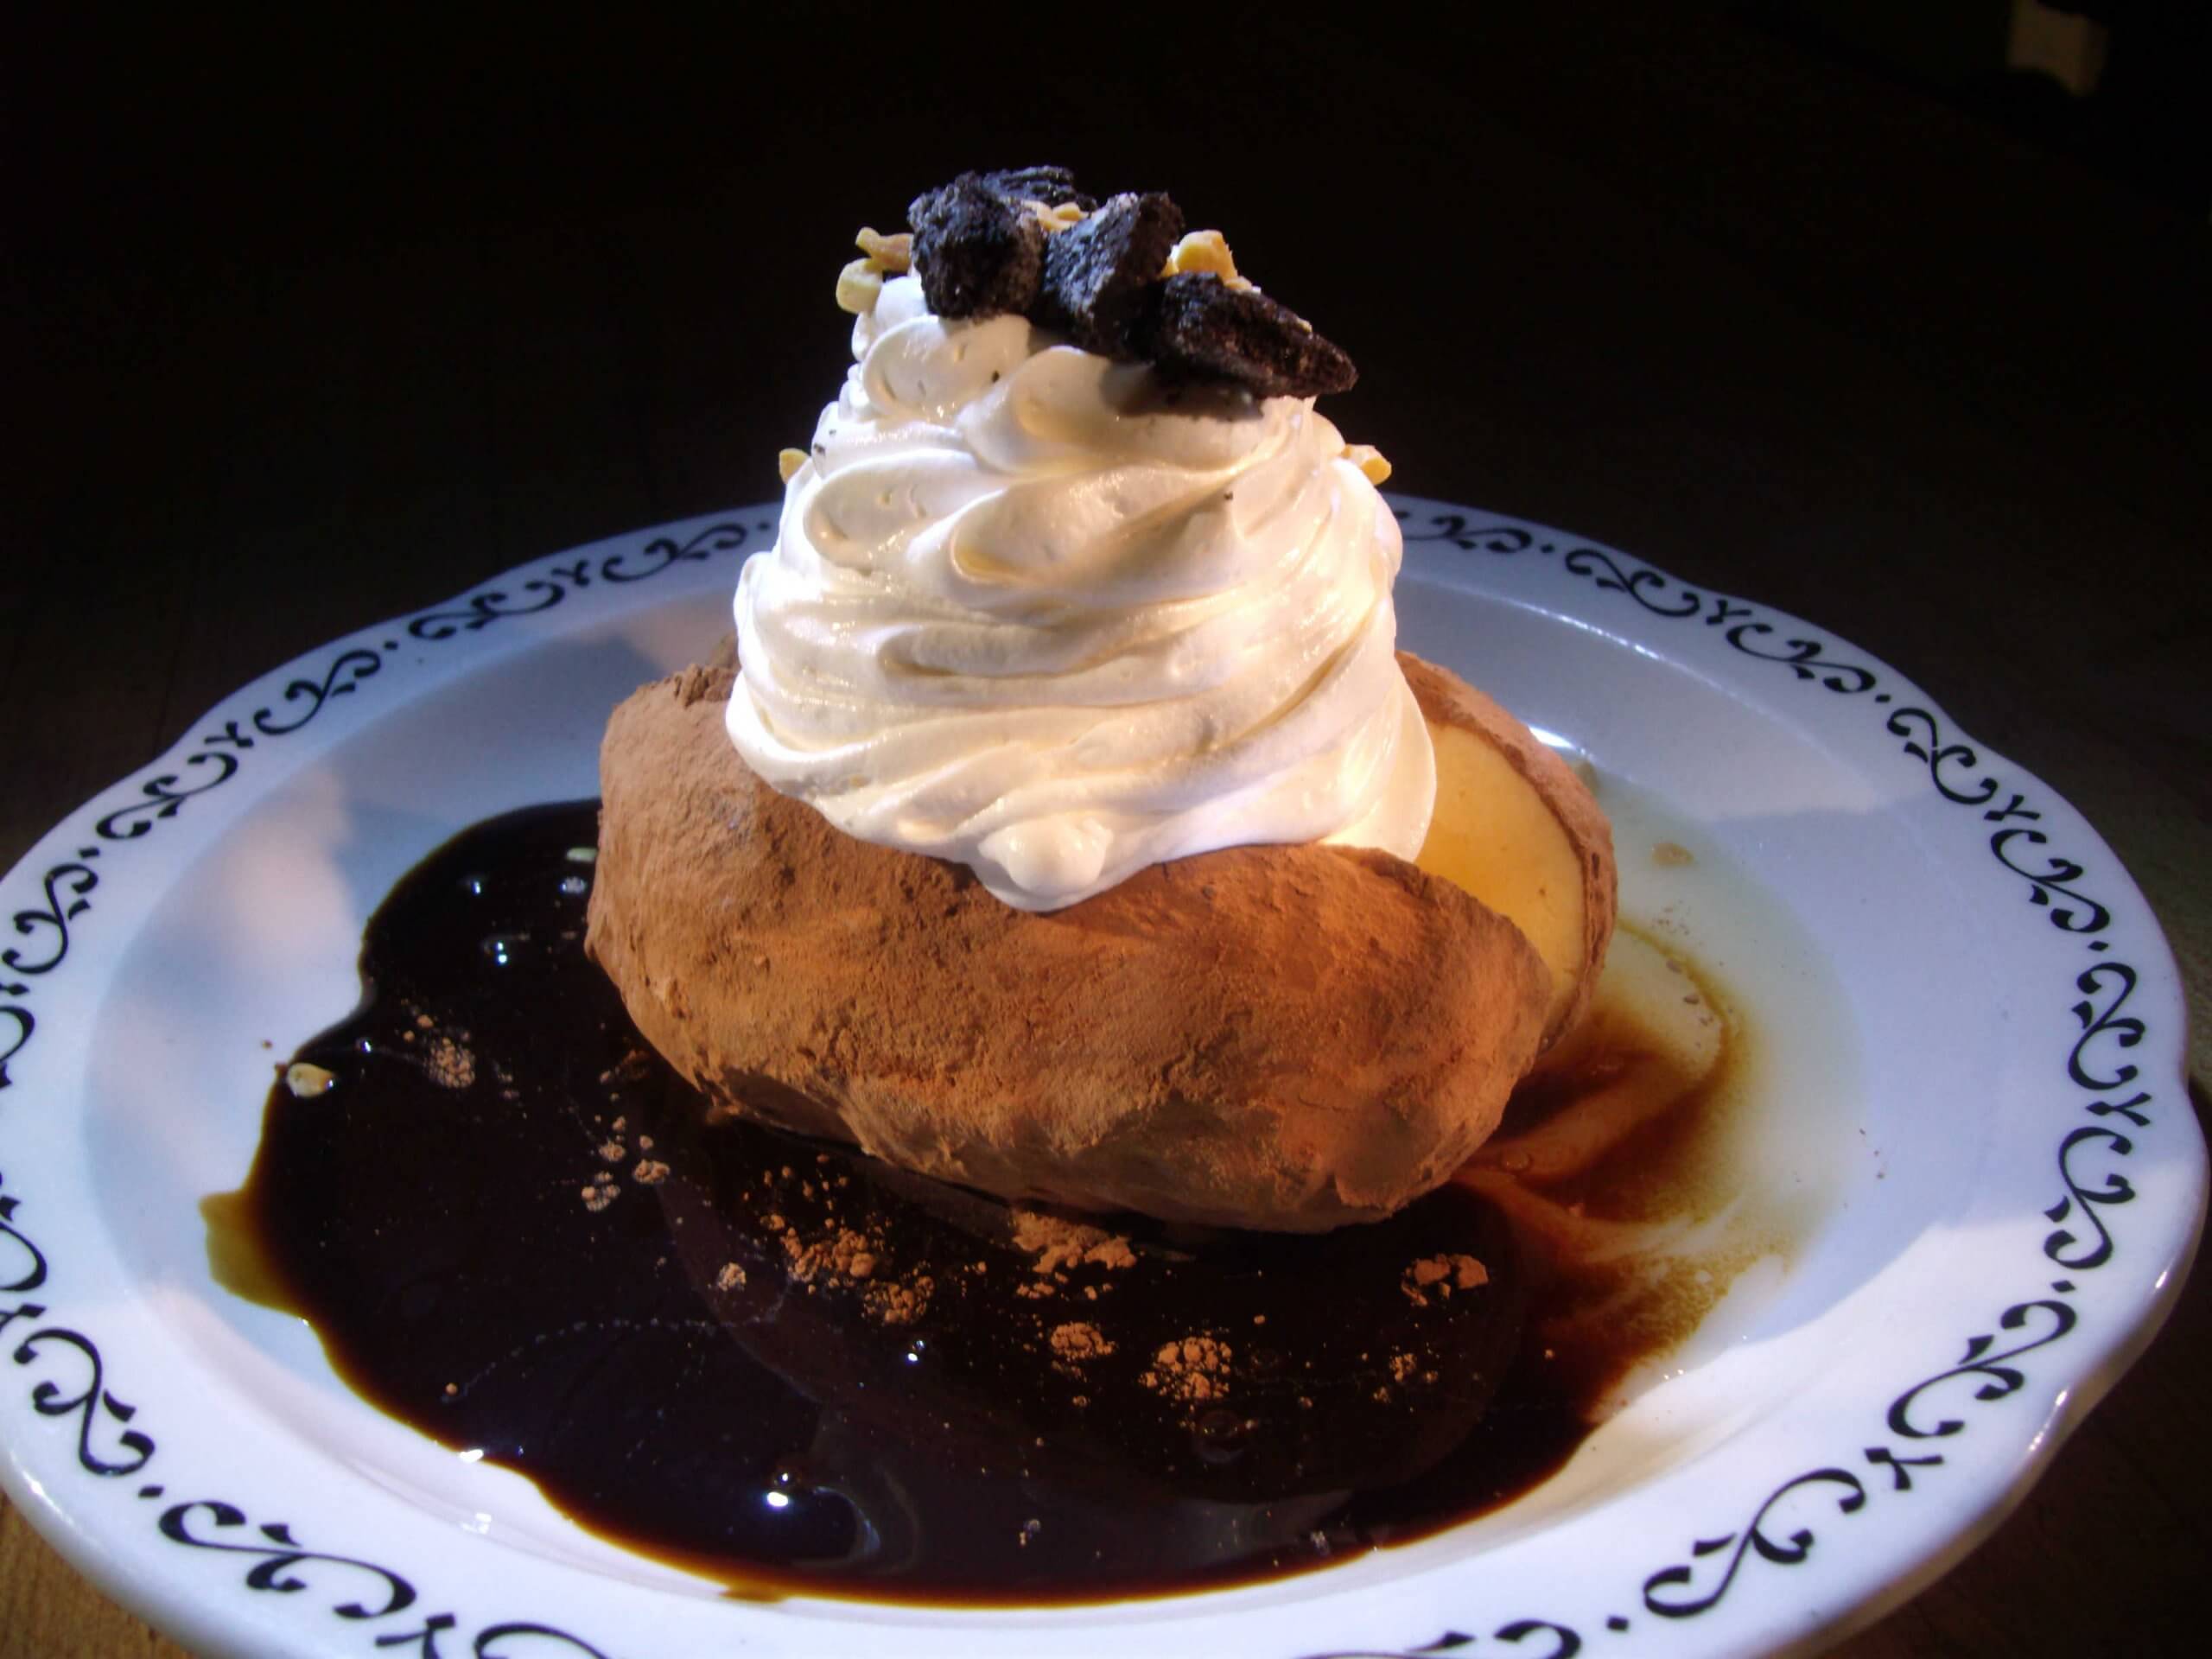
[{"left": 3, "top": 2, "right": 2207, "bottom": 1653}]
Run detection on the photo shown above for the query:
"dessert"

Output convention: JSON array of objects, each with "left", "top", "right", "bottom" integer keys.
[
  {"left": 587, "top": 168, "right": 1616, "bottom": 1230},
  {"left": 200, "top": 174, "right": 1789, "bottom": 1609}
]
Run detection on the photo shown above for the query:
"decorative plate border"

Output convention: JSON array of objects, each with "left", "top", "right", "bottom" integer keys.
[
  {"left": 2, "top": 517, "right": 760, "bottom": 1658},
  {"left": 0, "top": 500, "right": 2196, "bottom": 1659},
  {"left": 1277, "top": 505, "right": 2187, "bottom": 1658}
]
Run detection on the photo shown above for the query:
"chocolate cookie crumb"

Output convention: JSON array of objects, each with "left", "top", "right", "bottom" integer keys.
[
  {"left": 887, "top": 168, "right": 1359, "bottom": 396},
  {"left": 908, "top": 175, "right": 1046, "bottom": 319},
  {"left": 1036, "top": 191, "right": 1184, "bottom": 358},
  {"left": 974, "top": 165, "right": 1094, "bottom": 211},
  {"left": 1153, "top": 272, "right": 1357, "bottom": 397}
]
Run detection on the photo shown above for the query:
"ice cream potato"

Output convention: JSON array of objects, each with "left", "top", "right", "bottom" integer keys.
[{"left": 586, "top": 651, "right": 1615, "bottom": 1232}]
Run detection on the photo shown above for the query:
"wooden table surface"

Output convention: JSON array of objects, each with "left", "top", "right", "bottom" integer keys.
[{"left": 5, "top": 5, "right": 2205, "bottom": 1654}]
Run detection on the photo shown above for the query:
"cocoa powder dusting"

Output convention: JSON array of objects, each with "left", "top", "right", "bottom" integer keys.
[
  {"left": 1139, "top": 1335, "right": 1233, "bottom": 1404},
  {"left": 1047, "top": 1321, "right": 1115, "bottom": 1366},
  {"left": 1009, "top": 1209, "right": 1137, "bottom": 1275},
  {"left": 423, "top": 1032, "right": 475, "bottom": 1090},
  {"left": 1401, "top": 1253, "right": 1488, "bottom": 1306}
]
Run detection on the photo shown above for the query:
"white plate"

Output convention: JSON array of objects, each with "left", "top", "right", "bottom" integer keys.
[{"left": 1, "top": 499, "right": 2199, "bottom": 1659}]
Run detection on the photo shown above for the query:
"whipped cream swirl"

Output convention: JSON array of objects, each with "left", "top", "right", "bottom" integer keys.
[{"left": 726, "top": 274, "right": 1434, "bottom": 911}]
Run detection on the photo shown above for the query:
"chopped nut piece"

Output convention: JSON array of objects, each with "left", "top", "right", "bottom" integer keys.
[
  {"left": 1162, "top": 228, "right": 1251, "bottom": 290},
  {"left": 855, "top": 226, "right": 912, "bottom": 271},
  {"left": 835, "top": 257, "right": 883, "bottom": 315},
  {"left": 714, "top": 1262, "right": 746, "bottom": 1292},
  {"left": 632, "top": 1160, "right": 671, "bottom": 1186},
  {"left": 1342, "top": 443, "right": 1392, "bottom": 486},
  {"left": 778, "top": 448, "right": 809, "bottom": 483},
  {"left": 283, "top": 1061, "right": 336, "bottom": 1098},
  {"left": 1027, "top": 199, "right": 1087, "bottom": 232}
]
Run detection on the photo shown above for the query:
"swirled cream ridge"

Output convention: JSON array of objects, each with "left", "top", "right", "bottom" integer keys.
[{"left": 725, "top": 273, "right": 1434, "bottom": 911}]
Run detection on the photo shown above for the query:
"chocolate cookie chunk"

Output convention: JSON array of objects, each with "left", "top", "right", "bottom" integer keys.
[
  {"left": 1036, "top": 192, "right": 1185, "bottom": 359},
  {"left": 972, "top": 165, "right": 1096, "bottom": 213},
  {"left": 907, "top": 176, "right": 1047, "bottom": 319},
  {"left": 893, "top": 168, "right": 1360, "bottom": 397},
  {"left": 1152, "top": 273, "right": 1358, "bottom": 398}
]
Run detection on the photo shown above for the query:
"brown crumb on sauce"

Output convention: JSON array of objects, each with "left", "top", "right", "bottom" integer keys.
[
  {"left": 580, "top": 1173, "right": 618, "bottom": 1211},
  {"left": 423, "top": 1033, "right": 476, "bottom": 1090},
  {"left": 597, "top": 1141, "right": 626, "bottom": 1162},
  {"left": 1652, "top": 840, "right": 1695, "bottom": 868},
  {"left": 1402, "top": 1253, "right": 1489, "bottom": 1307},
  {"left": 1049, "top": 1321, "right": 1115, "bottom": 1365},
  {"left": 1140, "top": 1335, "right": 1232, "bottom": 1404},
  {"left": 782, "top": 1225, "right": 873, "bottom": 1283},
  {"left": 714, "top": 1262, "right": 746, "bottom": 1291},
  {"left": 747, "top": 1173, "right": 935, "bottom": 1325},
  {"left": 866, "top": 1276, "right": 933, "bottom": 1325},
  {"left": 283, "top": 1061, "right": 337, "bottom": 1098},
  {"left": 632, "top": 1160, "right": 671, "bottom": 1185},
  {"left": 1009, "top": 1210, "right": 1137, "bottom": 1275},
  {"left": 1389, "top": 1351, "right": 1417, "bottom": 1382}
]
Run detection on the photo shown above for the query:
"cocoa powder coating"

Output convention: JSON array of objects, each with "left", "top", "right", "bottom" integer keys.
[{"left": 585, "top": 657, "right": 1553, "bottom": 1231}]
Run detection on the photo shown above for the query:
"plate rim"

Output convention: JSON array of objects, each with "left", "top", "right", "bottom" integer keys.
[{"left": 1, "top": 496, "right": 2200, "bottom": 1659}]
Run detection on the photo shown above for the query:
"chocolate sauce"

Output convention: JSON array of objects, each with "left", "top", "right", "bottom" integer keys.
[{"left": 208, "top": 803, "right": 1698, "bottom": 1605}]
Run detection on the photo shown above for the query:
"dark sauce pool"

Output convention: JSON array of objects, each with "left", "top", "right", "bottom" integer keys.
[{"left": 205, "top": 802, "right": 1723, "bottom": 1605}]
